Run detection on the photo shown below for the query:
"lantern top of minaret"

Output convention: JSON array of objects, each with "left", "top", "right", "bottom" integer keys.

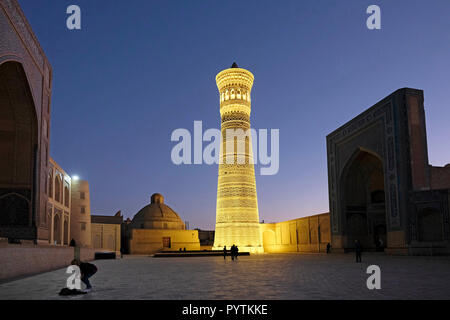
[{"left": 216, "top": 64, "right": 254, "bottom": 92}]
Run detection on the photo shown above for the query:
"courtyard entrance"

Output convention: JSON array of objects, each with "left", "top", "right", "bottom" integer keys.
[{"left": 342, "top": 150, "right": 387, "bottom": 251}]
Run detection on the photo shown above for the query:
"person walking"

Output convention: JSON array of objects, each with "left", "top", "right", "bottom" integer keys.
[
  {"left": 223, "top": 246, "right": 227, "bottom": 260},
  {"left": 355, "top": 240, "right": 362, "bottom": 263},
  {"left": 326, "top": 242, "right": 331, "bottom": 254},
  {"left": 231, "top": 245, "right": 236, "bottom": 261}
]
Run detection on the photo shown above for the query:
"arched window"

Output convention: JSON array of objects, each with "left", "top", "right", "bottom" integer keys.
[
  {"left": 64, "top": 185, "right": 69, "bottom": 207},
  {"left": 63, "top": 220, "right": 68, "bottom": 245},
  {"left": 230, "top": 89, "right": 235, "bottom": 100},
  {"left": 55, "top": 175, "right": 61, "bottom": 203}
]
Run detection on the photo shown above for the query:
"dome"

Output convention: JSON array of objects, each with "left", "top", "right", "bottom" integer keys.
[{"left": 130, "top": 193, "right": 185, "bottom": 230}]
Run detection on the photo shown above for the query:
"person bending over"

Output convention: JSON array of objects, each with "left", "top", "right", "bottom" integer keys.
[{"left": 71, "top": 259, "right": 97, "bottom": 292}]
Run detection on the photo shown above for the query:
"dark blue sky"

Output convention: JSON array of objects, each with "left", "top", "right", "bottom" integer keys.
[{"left": 19, "top": 0, "right": 450, "bottom": 229}]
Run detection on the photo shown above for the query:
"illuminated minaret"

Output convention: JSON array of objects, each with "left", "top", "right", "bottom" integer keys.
[{"left": 212, "top": 63, "right": 263, "bottom": 253}]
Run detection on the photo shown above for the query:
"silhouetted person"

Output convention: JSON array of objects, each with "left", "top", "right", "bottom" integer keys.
[
  {"left": 378, "top": 238, "right": 384, "bottom": 252},
  {"left": 183, "top": 247, "right": 187, "bottom": 252},
  {"left": 231, "top": 245, "right": 236, "bottom": 261},
  {"left": 223, "top": 246, "right": 227, "bottom": 260},
  {"left": 355, "top": 240, "right": 362, "bottom": 263},
  {"left": 326, "top": 242, "right": 331, "bottom": 254},
  {"left": 71, "top": 259, "right": 97, "bottom": 292},
  {"left": 69, "top": 238, "right": 76, "bottom": 247}
]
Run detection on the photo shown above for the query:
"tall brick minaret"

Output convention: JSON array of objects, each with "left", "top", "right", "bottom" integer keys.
[{"left": 212, "top": 63, "right": 263, "bottom": 253}]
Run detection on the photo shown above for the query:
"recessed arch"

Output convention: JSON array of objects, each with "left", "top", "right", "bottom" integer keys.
[
  {"left": 55, "top": 175, "right": 62, "bottom": 203},
  {"left": 340, "top": 148, "right": 387, "bottom": 250},
  {"left": 53, "top": 213, "right": 61, "bottom": 245},
  {"left": 0, "top": 61, "right": 38, "bottom": 231}
]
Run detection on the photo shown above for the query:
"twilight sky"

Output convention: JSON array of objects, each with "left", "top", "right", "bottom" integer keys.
[{"left": 19, "top": 0, "right": 450, "bottom": 229}]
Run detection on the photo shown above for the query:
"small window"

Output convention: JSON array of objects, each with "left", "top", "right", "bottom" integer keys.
[
  {"left": 80, "top": 206, "right": 85, "bottom": 214},
  {"left": 80, "top": 192, "right": 85, "bottom": 199},
  {"left": 163, "top": 237, "right": 171, "bottom": 248},
  {"left": 80, "top": 222, "right": 86, "bottom": 231}
]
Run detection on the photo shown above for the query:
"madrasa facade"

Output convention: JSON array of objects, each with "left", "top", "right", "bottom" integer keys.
[{"left": 326, "top": 88, "right": 450, "bottom": 255}]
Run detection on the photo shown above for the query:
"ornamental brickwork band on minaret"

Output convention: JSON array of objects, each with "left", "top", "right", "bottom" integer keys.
[{"left": 212, "top": 63, "right": 263, "bottom": 253}]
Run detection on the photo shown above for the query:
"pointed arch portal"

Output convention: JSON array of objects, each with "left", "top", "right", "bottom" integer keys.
[
  {"left": 0, "top": 61, "right": 38, "bottom": 237},
  {"left": 341, "top": 149, "right": 387, "bottom": 250}
]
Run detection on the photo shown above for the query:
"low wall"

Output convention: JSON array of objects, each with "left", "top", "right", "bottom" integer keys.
[
  {"left": 260, "top": 213, "right": 331, "bottom": 253},
  {"left": 0, "top": 243, "right": 96, "bottom": 281},
  {"left": 129, "top": 229, "right": 200, "bottom": 254}
]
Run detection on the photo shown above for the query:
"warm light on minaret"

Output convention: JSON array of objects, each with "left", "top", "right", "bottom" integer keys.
[{"left": 212, "top": 63, "right": 263, "bottom": 253}]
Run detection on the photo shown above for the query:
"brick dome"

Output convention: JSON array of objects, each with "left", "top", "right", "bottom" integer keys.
[{"left": 130, "top": 194, "right": 185, "bottom": 230}]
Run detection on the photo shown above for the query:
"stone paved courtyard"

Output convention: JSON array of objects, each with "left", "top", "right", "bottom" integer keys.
[{"left": 1, "top": 253, "right": 450, "bottom": 300}]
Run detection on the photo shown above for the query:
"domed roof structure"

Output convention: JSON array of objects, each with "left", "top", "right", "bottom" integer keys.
[{"left": 130, "top": 193, "right": 185, "bottom": 230}]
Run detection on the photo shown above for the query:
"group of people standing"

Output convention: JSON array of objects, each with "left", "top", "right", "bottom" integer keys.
[{"left": 223, "top": 245, "right": 239, "bottom": 260}]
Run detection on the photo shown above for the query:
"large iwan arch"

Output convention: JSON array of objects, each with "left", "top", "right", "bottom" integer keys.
[
  {"left": 340, "top": 149, "right": 387, "bottom": 250},
  {"left": 0, "top": 61, "right": 38, "bottom": 237}
]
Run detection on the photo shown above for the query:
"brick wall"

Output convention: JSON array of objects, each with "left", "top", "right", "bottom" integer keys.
[
  {"left": 0, "top": 243, "right": 95, "bottom": 281},
  {"left": 430, "top": 166, "right": 450, "bottom": 190}
]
